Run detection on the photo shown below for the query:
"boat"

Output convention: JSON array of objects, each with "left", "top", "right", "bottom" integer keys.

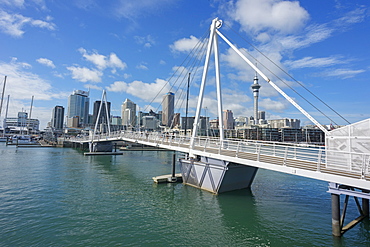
[{"left": 7, "top": 135, "right": 40, "bottom": 145}]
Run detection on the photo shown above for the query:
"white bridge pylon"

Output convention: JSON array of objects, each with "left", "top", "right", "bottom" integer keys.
[
  {"left": 92, "top": 90, "right": 111, "bottom": 140},
  {"left": 190, "top": 17, "right": 329, "bottom": 153}
]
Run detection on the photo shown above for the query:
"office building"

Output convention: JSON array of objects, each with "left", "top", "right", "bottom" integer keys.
[
  {"left": 223, "top": 110, "right": 234, "bottom": 129},
  {"left": 269, "top": 118, "right": 300, "bottom": 129},
  {"left": 162, "top": 92, "right": 174, "bottom": 127},
  {"left": 51, "top": 105, "right": 64, "bottom": 130},
  {"left": 121, "top": 99, "right": 136, "bottom": 127},
  {"left": 111, "top": 116, "right": 122, "bottom": 126},
  {"left": 142, "top": 116, "right": 159, "bottom": 131},
  {"left": 5, "top": 112, "right": 40, "bottom": 132},
  {"left": 67, "top": 90, "right": 90, "bottom": 127}
]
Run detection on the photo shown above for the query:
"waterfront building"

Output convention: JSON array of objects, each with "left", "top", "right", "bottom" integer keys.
[
  {"left": 111, "top": 116, "right": 122, "bottom": 126},
  {"left": 142, "top": 116, "right": 159, "bottom": 131},
  {"left": 67, "top": 90, "right": 90, "bottom": 127},
  {"left": 51, "top": 105, "right": 64, "bottom": 130},
  {"left": 66, "top": 116, "right": 79, "bottom": 128},
  {"left": 138, "top": 110, "right": 160, "bottom": 128},
  {"left": 92, "top": 100, "right": 111, "bottom": 126},
  {"left": 162, "top": 92, "right": 174, "bottom": 127},
  {"left": 258, "top": 111, "right": 265, "bottom": 120},
  {"left": 235, "top": 116, "right": 247, "bottom": 128},
  {"left": 5, "top": 112, "right": 40, "bottom": 133},
  {"left": 210, "top": 118, "right": 219, "bottom": 129},
  {"left": 268, "top": 118, "right": 300, "bottom": 129},
  {"left": 223, "top": 109, "right": 234, "bottom": 129},
  {"left": 121, "top": 99, "right": 137, "bottom": 127},
  {"left": 173, "top": 113, "right": 180, "bottom": 127},
  {"left": 181, "top": 116, "right": 209, "bottom": 135}
]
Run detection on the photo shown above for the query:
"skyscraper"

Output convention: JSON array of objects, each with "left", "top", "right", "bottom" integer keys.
[
  {"left": 93, "top": 100, "right": 111, "bottom": 126},
  {"left": 223, "top": 109, "right": 234, "bottom": 129},
  {"left": 121, "top": 98, "right": 136, "bottom": 127},
  {"left": 67, "top": 90, "right": 90, "bottom": 127},
  {"left": 51, "top": 105, "right": 64, "bottom": 130},
  {"left": 162, "top": 92, "right": 174, "bottom": 127}
]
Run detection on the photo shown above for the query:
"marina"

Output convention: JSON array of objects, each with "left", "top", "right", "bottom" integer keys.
[
  {"left": 0, "top": 2, "right": 369, "bottom": 245},
  {"left": 0, "top": 142, "right": 369, "bottom": 246}
]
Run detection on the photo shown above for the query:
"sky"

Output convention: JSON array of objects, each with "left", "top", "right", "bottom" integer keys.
[{"left": 0, "top": 0, "right": 369, "bottom": 129}]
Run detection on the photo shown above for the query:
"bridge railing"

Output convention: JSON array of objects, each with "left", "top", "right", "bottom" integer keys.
[{"left": 69, "top": 131, "right": 369, "bottom": 177}]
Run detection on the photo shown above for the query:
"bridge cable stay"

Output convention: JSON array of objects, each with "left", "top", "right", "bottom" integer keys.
[
  {"left": 141, "top": 29, "right": 210, "bottom": 117},
  {"left": 158, "top": 32, "right": 209, "bottom": 124},
  {"left": 215, "top": 28, "right": 330, "bottom": 135},
  {"left": 167, "top": 37, "right": 208, "bottom": 128},
  {"left": 168, "top": 37, "right": 209, "bottom": 131},
  {"left": 137, "top": 29, "right": 209, "bottom": 132},
  {"left": 222, "top": 23, "right": 350, "bottom": 126}
]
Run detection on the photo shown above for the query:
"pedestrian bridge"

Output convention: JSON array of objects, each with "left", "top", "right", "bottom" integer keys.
[{"left": 66, "top": 17, "right": 370, "bottom": 236}]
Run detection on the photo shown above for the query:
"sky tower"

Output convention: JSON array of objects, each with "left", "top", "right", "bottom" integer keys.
[{"left": 251, "top": 71, "right": 261, "bottom": 124}]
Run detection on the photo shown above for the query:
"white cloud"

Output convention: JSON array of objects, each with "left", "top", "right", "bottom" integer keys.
[
  {"left": 285, "top": 56, "right": 344, "bottom": 69},
  {"left": 260, "top": 98, "right": 289, "bottom": 112},
  {"left": 108, "top": 53, "right": 126, "bottom": 69},
  {"left": 0, "top": 0, "right": 25, "bottom": 8},
  {"left": 317, "top": 68, "right": 365, "bottom": 79},
  {"left": 106, "top": 78, "right": 171, "bottom": 102},
  {"left": 136, "top": 64, "right": 148, "bottom": 70},
  {"left": 78, "top": 48, "right": 127, "bottom": 70},
  {"left": 170, "top": 35, "right": 201, "bottom": 53},
  {"left": 228, "top": 0, "right": 309, "bottom": 35},
  {"left": 279, "top": 23, "right": 333, "bottom": 50},
  {"left": 67, "top": 66, "right": 103, "bottom": 83},
  {"left": 0, "top": 58, "right": 66, "bottom": 101},
  {"left": 335, "top": 8, "right": 367, "bottom": 25},
  {"left": 36, "top": 58, "right": 55, "bottom": 68},
  {"left": 0, "top": 9, "right": 55, "bottom": 37}
]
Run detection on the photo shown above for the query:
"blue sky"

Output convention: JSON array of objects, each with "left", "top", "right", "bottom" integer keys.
[{"left": 0, "top": 0, "right": 369, "bottom": 129}]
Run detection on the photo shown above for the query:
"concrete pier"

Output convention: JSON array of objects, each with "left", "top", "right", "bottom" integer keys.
[
  {"left": 331, "top": 193, "right": 341, "bottom": 237},
  {"left": 180, "top": 156, "right": 258, "bottom": 194}
]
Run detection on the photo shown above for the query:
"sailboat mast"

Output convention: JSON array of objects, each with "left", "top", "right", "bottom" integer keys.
[
  {"left": 28, "top": 96, "right": 34, "bottom": 134},
  {"left": 0, "top": 76, "right": 7, "bottom": 118},
  {"left": 5, "top": 95, "right": 9, "bottom": 120},
  {"left": 184, "top": 73, "right": 190, "bottom": 136}
]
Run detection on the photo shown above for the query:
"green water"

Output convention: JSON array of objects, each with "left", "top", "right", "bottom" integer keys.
[{"left": 0, "top": 143, "right": 369, "bottom": 246}]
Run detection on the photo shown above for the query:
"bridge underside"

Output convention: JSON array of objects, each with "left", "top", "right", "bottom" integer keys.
[{"left": 180, "top": 156, "right": 258, "bottom": 194}]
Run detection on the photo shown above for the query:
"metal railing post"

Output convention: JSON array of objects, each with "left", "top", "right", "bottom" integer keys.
[
  {"left": 283, "top": 146, "right": 288, "bottom": 166},
  {"left": 236, "top": 141, "right": 240, "bottom": 158},
  {"left": 317, "top": 149, "right": 322, "bottom": 172}
]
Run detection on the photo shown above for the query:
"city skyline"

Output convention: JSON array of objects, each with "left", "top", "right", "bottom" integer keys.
[{"left": 0, "top": 1, "right": 369, "bottom": 129}]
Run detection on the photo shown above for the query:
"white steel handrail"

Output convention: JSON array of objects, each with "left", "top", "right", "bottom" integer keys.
[{"left": 70, "top": 132, "right": 369, "bottom": 177}]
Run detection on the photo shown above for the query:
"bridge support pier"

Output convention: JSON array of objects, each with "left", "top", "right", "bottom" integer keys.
[
  {"left": 331, "top": 193, "right": 341, "bottom": 237},
  {"left": 328, "top": 183, "right": 370, "bottom": 237},
  {"left": 179, "top": 156, "right": 258, "bottom": 194},
  {"left": 88, "top": 141, "right": 113, "bottom": 152},
  {"left": 362, "top": 189, "right": 369, "bottom": 217}
]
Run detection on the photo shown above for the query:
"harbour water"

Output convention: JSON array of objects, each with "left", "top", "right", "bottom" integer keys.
[{"left": 0, "top": 143, "right": 369, "bottom": 246}]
